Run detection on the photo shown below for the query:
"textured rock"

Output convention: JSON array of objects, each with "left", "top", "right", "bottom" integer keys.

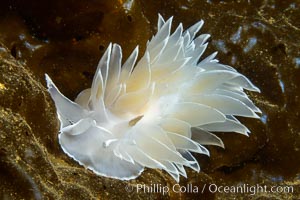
[{"left": 0, "top": 44, "right": 60, "bottom": 199}]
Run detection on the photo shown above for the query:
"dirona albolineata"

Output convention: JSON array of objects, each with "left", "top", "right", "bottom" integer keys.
[{"left": 46, "top": 14, "right": 261, "bottom": 182}]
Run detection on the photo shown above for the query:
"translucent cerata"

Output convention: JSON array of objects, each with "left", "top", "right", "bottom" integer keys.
[{"left": 46, "top": 14, "right": 261, "bottom": 182}]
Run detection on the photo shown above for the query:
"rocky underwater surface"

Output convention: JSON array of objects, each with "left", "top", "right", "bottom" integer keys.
[{"left": 0, "top": 0, "right": 299, "bottom": 199}]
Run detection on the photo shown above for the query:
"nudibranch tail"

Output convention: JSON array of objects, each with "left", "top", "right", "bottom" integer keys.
[{"left": 46, "top": 14, "right": 260, "bottom": 182}]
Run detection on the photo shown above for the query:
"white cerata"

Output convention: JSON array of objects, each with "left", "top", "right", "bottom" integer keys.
[{"left": 46, "top": 14, "right": 261, "bottom": 182}]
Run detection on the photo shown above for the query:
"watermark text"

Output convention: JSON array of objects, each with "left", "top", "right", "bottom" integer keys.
[{"left": 125, "top": 183, "right": 294, "bottom": 196}]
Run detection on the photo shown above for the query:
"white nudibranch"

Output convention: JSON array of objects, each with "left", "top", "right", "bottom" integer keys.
[{"left": 45, "top": 14, "right": 261, "bottom": 182}]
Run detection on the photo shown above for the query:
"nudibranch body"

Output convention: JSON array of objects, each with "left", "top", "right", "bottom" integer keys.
[{"left": 46, "top": 14, "right": 261, "bottom": 182}]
